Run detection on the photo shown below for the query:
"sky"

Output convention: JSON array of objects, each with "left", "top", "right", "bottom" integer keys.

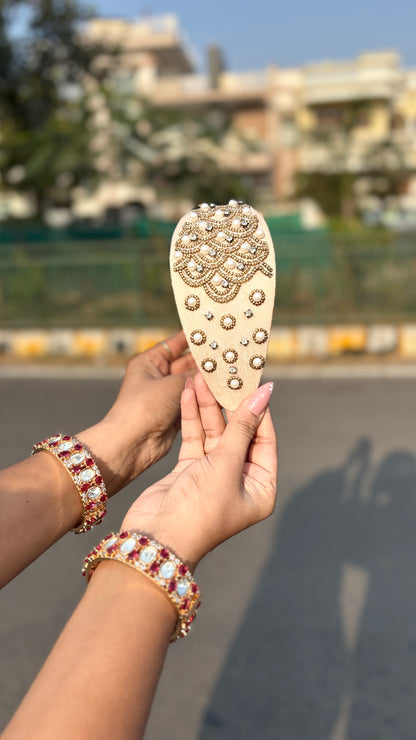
[{"left": 92, "top": 0, "right": 416, "bottom": 72}]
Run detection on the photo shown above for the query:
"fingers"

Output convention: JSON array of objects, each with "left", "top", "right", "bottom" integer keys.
[
  {"left": 193, "top": 373, "right": 226, "bottom": 453},
  {"left": 219, "top": 382, "right": 274, "bottom": 472},
  {"left": 171, "top": 350, "right": 196, "bottom": 375},
  {"left": 178, "top": 379, "right": 205, "bottom": 461},
  {"left": 247, "top": 408, "right": 278, "bottom": 479}
]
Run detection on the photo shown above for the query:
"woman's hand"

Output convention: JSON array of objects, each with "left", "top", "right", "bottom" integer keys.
[
  {"left": 121, "top": 373, "right": 278, "bottom": 570},
  {"left": 77, "top": 331, "right": 195, "bottom": 497}
]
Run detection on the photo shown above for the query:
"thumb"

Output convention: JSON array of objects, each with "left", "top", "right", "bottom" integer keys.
[{"left": 219, "top": 382, "right": 274, "bottom": 465}]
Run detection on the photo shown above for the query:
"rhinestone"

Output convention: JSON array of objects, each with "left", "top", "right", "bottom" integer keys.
[
  {"left": 201, "top": 244, "right": 209, "bottom": 253},
  {"left": 250, "top": 247, "right": 257, "bottom": 254},
  {"left": 215, "top": 209, "right": 224, "bottom": 219},
  {"left": 200, "top": 202, "right": 209, "bottom": 210},
  {"left": 232, "top": 219, "right": 240, "bottom": 228},
  {"left": 241, "top": 242, "right": 250, "bottom": 253},
  {"left": 199, "top": 221, "right": 207, "bottom": 230},
  {"left": 217, "top": 231, "right": 226, "bottom": 241},
  {"left": 237, "top": 263, "right": 245, "bottom": 270},
  {"left": 222, "top": 280, "right": 229, "bottom": 287},
  {"left": 189, "top": 211, "right": 198, "bottom": 220},
  {"left": 49, "top": 435, "right": 62, "bottom": 443},
  {"left": 80, "top": 469, "right": 95, "bottom": 482},
  {"left": 229, "top": 366, "right": 237, "bottom": 374},
  {"left": 119, "top": 536, "right": 137, "bottom": 555},
  {"left": 226, "top": 235, "right": 234, "bottom": 243},
  {"left": 159, "top": 561, "right": 176, "bottom": 580},
  {"left": 223, "top": 209, "right": 231, "bottom": 216},
  {"left": 213, "top": 274, "right": 222, "bottom": 285},
  {"left": 205, "top": 311, "right": 214, "bottom": 320},
  {"left": 209, "top": 249, "right": 217, "bottom": 257},
  {"left": 139, "top": 546, "right": 158, "bottom": 564},
  {"left": 255, "top": 228, "right": 264, "bottom": 237},
  {"left": 238, "top": 200, "right": 244, "bottom": 204},
  {"left": 190, "top": 234, "right": 198, "bottom": 241},
  {"left": 244, "top": 309, "right": 254, "bottom": 318},
  {"left": 105, "top": 536, "right": 118, "bottom": 550},
  {"left": 182, "top": 235, "right": 191, "bottom": 244},
  {"left": 241, "top": 219, "right": 249, "bottom": 227},
  {"left": 174, "top": 249, "right": 182, "bottom": 258},
  {"left": 58, "top": 441, "right": 73, "bottom": 452},
  {"left": 240, "top": 337, "right": 249, "bottom": 346},
  {"left": 187, "top": 259, "right": 197, "bottom": 271},
  {"left": 88, "top": 486, "right": 101, "bottom": 500},
  {"left": 209, "top": 202, "right": 216, "bottom": 208},
  {"left": 206, "top": 224, "right": 213, "bottom": 231},
  {"left": 177, "top": 579, "right": 190, "bottom": 597},
  {"left": 210, "top": 341, "right": 218, "bottom": 349},
  {"left": 228, "top": 199, "right": 237, "bottom": 206},
  {"left": 70, "top": 452, "right": 85, "bottom": 465},
  {"left": 196, "top": 265, "right": 204, "bottom": 273}
]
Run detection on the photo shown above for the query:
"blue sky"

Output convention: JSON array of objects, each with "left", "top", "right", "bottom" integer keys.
[{"left": 92, "top": 0, "right": 416, "bottom": 71}]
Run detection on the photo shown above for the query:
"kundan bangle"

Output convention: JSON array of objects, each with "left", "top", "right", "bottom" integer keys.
[
  {"left": 32, "top": 434, "right": 107, "bottom": 533},
  {"left": 82, "top": 531, "right": 201, "bottom": 641}
]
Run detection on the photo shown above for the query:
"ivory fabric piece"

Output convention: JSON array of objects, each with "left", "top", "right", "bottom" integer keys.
[{"left": 170, "top": 201, "right": 276, "bottom": 411}]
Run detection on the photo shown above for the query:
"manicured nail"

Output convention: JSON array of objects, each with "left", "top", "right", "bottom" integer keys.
[
  {"left": 185, "top": 377, "right": 194, "bottom": 389},
  {"left": 247, "top": 382, "right": 274, "bottom": 416}
]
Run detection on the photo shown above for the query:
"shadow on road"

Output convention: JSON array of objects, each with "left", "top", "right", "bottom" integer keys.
[{"left": 198, "top": 439, "right": 416, "bottom": 740}]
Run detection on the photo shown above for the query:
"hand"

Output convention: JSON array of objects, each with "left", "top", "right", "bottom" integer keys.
[
  {"left": 121, "top": 373, "right": 278, "bottom": 570},
  {"left": 77, "top": 331, "right": 195, "bottom": 496}
]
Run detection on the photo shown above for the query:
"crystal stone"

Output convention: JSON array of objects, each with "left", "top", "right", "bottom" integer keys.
[
  {"left": 196, "top": 265, "right": 204, "bottom": 273},
  {"left": 80, "top": 469, "right": 95, "bottom": 482},
  {"left": 105, "top": 536, "right": 118, "bottom": 550},
  {"left": 210, "top": 341, "right": 218, "bottom": 349},
  {"left": 50, "top": 435, "right": 62, "bottom": 443},
  {"left": 58, "top": 441, "right": 73, "bottom": 452},
  {"left": 222, "top": 280, "right": 229, "bottom": 287},
  {"left": 229, "top": 367, "right": 237, "bottom": 374},
  {"left": 176, "top": 579, "right": 190, "bottom": 597},
  {"left": 245, "top": 309, "right": 253, "bottom": 318},
  {"left": 209, "top": 249, "right": 217, "bottom": 256},
  {"left": 70, "top": 452, "right": 85, "bottom": 465},
  {"left": 205, "top": 311, "right": 214, "bottom": 320},
  {"left": 139, "top": 546, "right": 158, "bottom": 564},
  {"left": 226, "top": 235, "right": 234, "bottom": 243},
  {"left": 241, "top": 337, "right": 249, "bottom": 346},
  {"left": 119, "top": 537, "right": 137, "bottom": 555},
  {"left": 88, "top": 486, "right": 101, "bottom": 500},
  {"left": 159, "top": 561, "right": 176, "bottom": 580},
  {"left": 237, "top": 263, "right": 245, "bottom": 270}
]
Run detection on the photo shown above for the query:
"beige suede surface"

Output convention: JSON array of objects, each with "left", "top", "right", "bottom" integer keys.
[{"left": 170, "top": 202, "right": 276, "bottom": 411}]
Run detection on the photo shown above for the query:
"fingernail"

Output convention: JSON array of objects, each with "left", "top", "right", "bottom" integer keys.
[
  {"left": 247, "top": 382, "right": 274, "bottom": 416},
  {"left": 185, "top": 377, "right": 194, "bottom": 389}
]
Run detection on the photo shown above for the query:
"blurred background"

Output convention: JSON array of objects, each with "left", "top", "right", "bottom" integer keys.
[{"left": 0, "top": 0, "right": 415, "bottom": 359}]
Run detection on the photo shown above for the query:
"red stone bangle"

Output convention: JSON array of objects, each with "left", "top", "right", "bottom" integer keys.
[
  {"left": 82, "top": 531, "right": 202, "bottom": 641},
  {"left": 32, "top": 434, "right": 107, "bottom": 533}
]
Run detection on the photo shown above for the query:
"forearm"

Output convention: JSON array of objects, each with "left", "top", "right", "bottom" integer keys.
[
  {"left": 0, "top": 453, "right": 83, "bottom": 586},
  {"left": 2, "top": 561, "right": 175, "bottom": 740}
]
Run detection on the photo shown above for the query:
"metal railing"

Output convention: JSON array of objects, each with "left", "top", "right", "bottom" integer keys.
[{"left": 0, "top": 233, "right": 414, "bottom": 328}]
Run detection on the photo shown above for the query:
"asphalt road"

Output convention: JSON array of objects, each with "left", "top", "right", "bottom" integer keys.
[{"left": 1, "top": 374, "right": 415, "bottom": 740}]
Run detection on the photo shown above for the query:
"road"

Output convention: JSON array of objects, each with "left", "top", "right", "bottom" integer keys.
[{"left": 1, "top": 373, "right": 415, "bottom": 739}]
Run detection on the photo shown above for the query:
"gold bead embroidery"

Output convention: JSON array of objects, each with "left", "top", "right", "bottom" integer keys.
[
  {"left": 249, "top": 289, "right": 265, "bottom": 306},
  {"left": 220, "top": 314, "right": 236, "bottom": 330},
  {"left": 222, "top": 349, "right": 238, "bottom": 364},
  {"left": 173, "top": 203, "right": 273, "bottom": 304},
  {"left": 249, "top": 355, "right": 265, "bottom": 370},
  {"left": 253, "top": 329, "right": 268, "bottom": 344},
  {"left": 190, "top": 330, "right": 206, "bottom": 346}
]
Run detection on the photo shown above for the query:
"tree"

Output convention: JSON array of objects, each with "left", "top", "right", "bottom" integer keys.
[{"left": 0, "top": 0, "right": 109, "bottom": 220}]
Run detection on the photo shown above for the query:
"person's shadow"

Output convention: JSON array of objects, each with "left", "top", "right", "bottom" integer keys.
[{"left": 198, "top": 440, "right": 416, "bottom": 740}]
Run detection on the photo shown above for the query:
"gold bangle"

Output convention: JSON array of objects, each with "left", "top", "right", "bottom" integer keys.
[
  {"left": 82, "top": 531, "right": 201, "bottom": 641},
  {"left": 31, "top": 434, "right": 107, "bottom": 533}
]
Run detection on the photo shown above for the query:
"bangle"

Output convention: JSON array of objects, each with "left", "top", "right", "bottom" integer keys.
[
  {"left": 31, "top": 434, "right": 107, "bottom": 533},
  {"left": 82, "top": 531, "right": 201, "bottom": 641}
]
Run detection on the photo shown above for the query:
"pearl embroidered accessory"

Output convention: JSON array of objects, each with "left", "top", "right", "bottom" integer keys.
[
  {"left": 82, "top": 532, "right": 201, "bottom": 641},
  {"left": 170, "top": 200, "right": 276, "bottom": 410},
  {"left": 31, "top": 434, "right": 107, "bottom": 533}
]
